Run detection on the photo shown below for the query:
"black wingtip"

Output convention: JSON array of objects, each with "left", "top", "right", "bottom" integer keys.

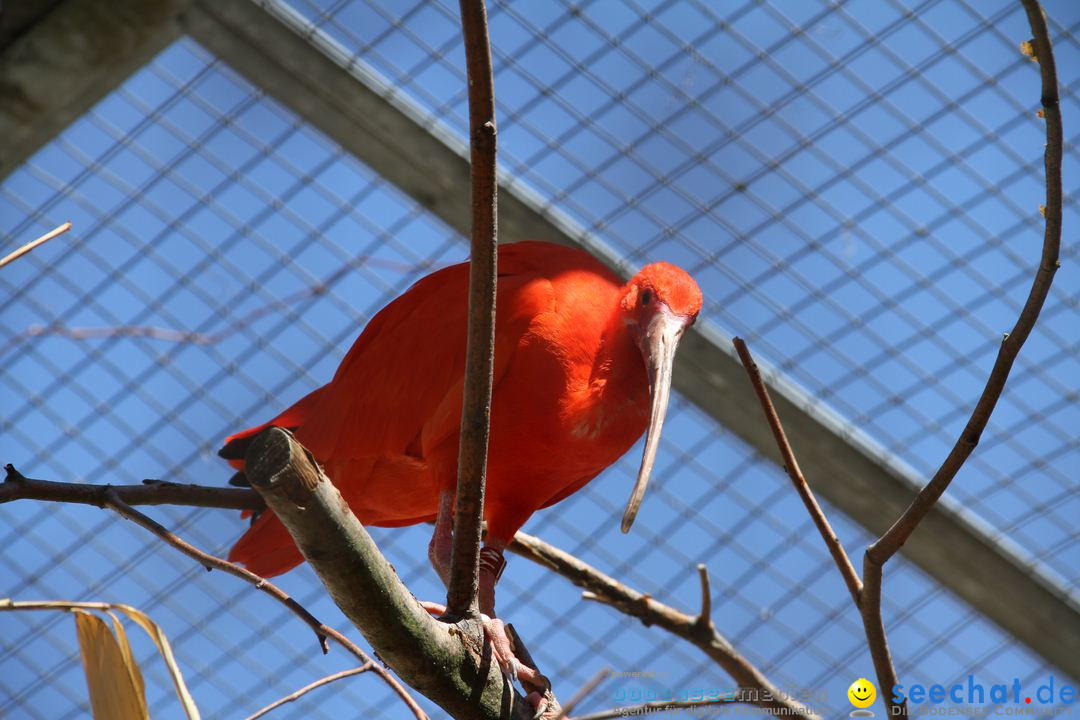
[
  {"left": 228, "top": 471, "right": 250, "bottom": 487},
  {"left": 218, "top": 426, "right": 299, "bottom": 461},
  {"left": 218, "top": 437, "right": 250, "bottom": 461}
]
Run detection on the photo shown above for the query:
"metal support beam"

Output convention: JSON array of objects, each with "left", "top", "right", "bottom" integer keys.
[
  {"left": 181, "top": 0, "right": 1079, "bottom": 678},
  {"left": 2, "top": 0, "right": 1075, "bottom": 679},
  {"left": 0, "top": 0, "right": 190, "bottom": 178}
]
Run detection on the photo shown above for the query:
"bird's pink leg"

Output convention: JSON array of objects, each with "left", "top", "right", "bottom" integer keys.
[
  {"left": 427, "top": 489, "right": 455, "bottom": 587},
  {"left": 478, "top": 540, "right": 549, "bottom": 706},
  {"left": 420, "top": 535, "right": 550, "bottom": 716},
  {"left": 477, "top": 541, "right": 506, "bottom": 616},
  {"left": 419, "top": 598, "right": 550, "bottom": 717}
]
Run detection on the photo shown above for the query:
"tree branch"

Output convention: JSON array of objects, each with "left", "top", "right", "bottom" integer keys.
[
  {"left": 1, "top": 464, "right": 263, "bottom": 512},
  {"left": 0, "top": 468, "right": 806, "bottom": 717},
  {"left": 553, "top": 667, "right": 608, "bottom": 720},
  {"left": 507, "top": 531, "right": 814, "bottom": 716},
  {"left": 0, "top": 220, "right": 71, "bottom": 268},
  {"left": 731, "top": 338, "right": 899, "bottom": 713},
  {"left": 738, "top": 5, "right": 1064, "bottom": 715},
  {"left": 731, "top": 340, "right": 862, "bottom": 606},
  {"left": 2, "top": 464, "right": 425, "bottom": 719},
  {"left": 448, "top": 0, "right": 499, "bottom": 620},
  {"left": 860, "top": 3, "right": 1061, "bottom": 711},
  {"left": 569, "top": 699, "right": 746, "bottom": 720},
  {"left": 858, "top": 558, "right": 901, "bottom": 717},
  {"left": 242, "top": 666, "right": 371, "bottom": 720},
  {"left": 694, "top": 563, "right": 713, "bottom": 633},
  {"left": 867, "top": 0, "right": 1062, "bottom": 568},
  {"left": 243, "top": 426, "right": 533, "bottom": 720}
]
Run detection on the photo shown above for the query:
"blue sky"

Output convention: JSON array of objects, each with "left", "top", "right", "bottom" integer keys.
[{"left": 1, "top": 0, "right": 1077, "bottom": 718}]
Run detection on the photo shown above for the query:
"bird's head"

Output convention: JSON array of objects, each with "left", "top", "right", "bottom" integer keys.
[{"left": 620, "top": 262, "right": 703, "bottom": 533}]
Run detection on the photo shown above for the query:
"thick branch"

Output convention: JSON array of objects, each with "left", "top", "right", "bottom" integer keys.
[
  {"left": 867, "top": 0, "right": 1061, "bottom": 567},
  {"left": 507, "top": 532, "right": 814, "bottom": 716},
  {"left": 731, "top": 340, "right": 862, "bottom": 606},
  {"left": 1, "top": 464, "right": 263, "bottom": 511},
  {"left": 244, "top": 427, "right": 531, "bottom": 720},
  {"left": 448, "top": 0, "right": 499, "bottom": 619}
]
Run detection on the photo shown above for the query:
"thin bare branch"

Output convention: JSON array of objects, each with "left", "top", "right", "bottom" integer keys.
[
  {"left": 0, "top": 221, "right": 71, "bottom": 268},
  {"left": 553, "top": 667, "right": 608, "bottom": 720},
  {"left": 1, "top": 464, "right": 263, "bottom": 512},
  {"left": 732, "top": 339, "right": 862, "bottom": 606},
  {"left": 569, "top": 698, "right": 743, "bottom": 720},
  {"left": 732, "top": 338, "right": 898, "bottom": 712},
  {"left": 447, "top": 0, "right": 499, "bottom": 620},
  {"left": 867, "top": 0, "right": 1061, "bottom": 568},
  {"left": 101, "top": 487, "right": 427, "bottom": 719},
  {"left": 1, "top": 255, "right": 423, "bottom": 358},
  {"left": 847, "top": 6, "right": 1063, "bottom": 715},
  {"left": 508, "top": 531, "right": 814, "bottom": 716},
  {"left": 1, "top": 465, "right": 424, "bottom": 718},
  {"left": 694, "top": 563, "right": 713, "bottom": 632},
  {"left": 101, "top": 487, "right": 326, "bottom": 655},
  {"left": 242, "top": 666, "right": 371, "bottom": 720}
]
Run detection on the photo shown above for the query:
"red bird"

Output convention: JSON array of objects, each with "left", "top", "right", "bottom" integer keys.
[{"left": 220, "top": 241, "right": 701, "bottom": 678}]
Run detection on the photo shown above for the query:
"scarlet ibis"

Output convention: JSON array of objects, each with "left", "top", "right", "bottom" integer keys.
[{"left": 220, "top": 240, "right": 701, "bottom": 677}]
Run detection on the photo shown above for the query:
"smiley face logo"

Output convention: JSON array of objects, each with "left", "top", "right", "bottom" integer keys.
[{"left": 848, "top": 678, "right": 877, "bottom": 709}]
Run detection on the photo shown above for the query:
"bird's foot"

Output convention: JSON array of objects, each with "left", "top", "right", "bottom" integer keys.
[
  {"left": 419, "top": 602, "right": 552, "bottom": 716},
  {"left": 484, "top": 616, "right": 545, "bottom": 689}
]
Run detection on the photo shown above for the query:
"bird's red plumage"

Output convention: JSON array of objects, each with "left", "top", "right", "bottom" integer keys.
[{"left": 225, "top": 241, "right": 699, "bottom": 577}]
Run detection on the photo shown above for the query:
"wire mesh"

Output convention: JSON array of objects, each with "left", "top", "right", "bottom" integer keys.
[{"left": 1, "top": 0, "right": 1077, "bottom": 718}]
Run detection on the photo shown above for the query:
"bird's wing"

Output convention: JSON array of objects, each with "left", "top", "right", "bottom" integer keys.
[
  {"left": 222, "top": 241, "right": 617, "bottom": 465},
  {"left": 290, "top": 244, "right": 573, "bottom": 465}
]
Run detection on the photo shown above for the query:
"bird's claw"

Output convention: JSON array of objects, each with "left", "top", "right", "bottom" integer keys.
[
  {"left": 418, "top": 600, "right": 552, "bottom": 712},
  {"left": 527, "top": 691, "right": 548, "bottom": 719},
  {"left": 485, "top": 617, "right": 545, "bottom": 689}
]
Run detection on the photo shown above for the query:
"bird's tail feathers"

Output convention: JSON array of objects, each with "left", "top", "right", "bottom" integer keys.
[{"left": 227, "top": 510, "right": 304, "bottom": 577}]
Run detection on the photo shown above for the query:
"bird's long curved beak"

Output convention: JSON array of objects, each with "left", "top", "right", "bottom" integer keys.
[{"left": 621, "top": 305, "right": 689, "bottom": 533}]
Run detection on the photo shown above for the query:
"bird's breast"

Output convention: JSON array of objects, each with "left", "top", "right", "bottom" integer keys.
[
  {"left": 492, "top": 347, "right": 650, "bottom": 483},
  {"left": 567, "top": 377, "right": 648, "bottom": 444}
]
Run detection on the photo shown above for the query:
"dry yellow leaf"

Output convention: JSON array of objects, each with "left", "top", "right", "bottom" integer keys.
[
  {"left": 108, "top": 610, "right": 147, "bottom": 709},
  {"left": 113, "top": 603, "right": 201, "bottom": 719},
  {"left": 73, "top": 610, "right": 150, "bottom": 720},
  {"left": 2, "top": 599, "right": 200, "bottom": 720}
]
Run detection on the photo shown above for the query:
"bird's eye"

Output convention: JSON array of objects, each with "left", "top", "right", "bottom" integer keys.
[{"left": 641, "top": 289, "right": 652, "bottom": 306}]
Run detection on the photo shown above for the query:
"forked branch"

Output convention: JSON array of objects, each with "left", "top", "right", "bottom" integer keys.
[
  {"left": 1, "top": 464, "right": 425, "bottom": 719},
  {"left": 2, "top": 469, "right": 794, "bottom": 717},
  {"left": 731, "top": 3, "right": 1062, "bottom": 716},
  {"left": 508, "top": 531, "right": 814, "bottom": 716},
  {"left": 733, "top": 338, "right": 901, "bottom": 712},
  {"left": 866, "top": 0, "right": 1062, "bottom": 570}
]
